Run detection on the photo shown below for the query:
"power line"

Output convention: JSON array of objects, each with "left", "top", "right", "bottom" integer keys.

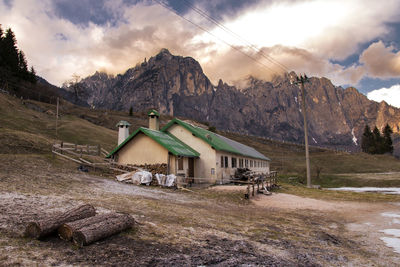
[
  {"left": 153, "top": 0, "right": 281, "bottom": 76},
  {"left": 179, "top": 0, "right": 290, "bottom": 73}
]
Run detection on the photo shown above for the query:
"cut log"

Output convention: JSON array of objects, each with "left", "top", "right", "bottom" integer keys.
[
  {"left": 58, "top": 213, "right": 119, "bottom": 241},
  {"left": 25, "top": 204, "right": 96, "bottom": 239},
  {"left": 72, "top": 213, "right": 134, "bottom": 247}
]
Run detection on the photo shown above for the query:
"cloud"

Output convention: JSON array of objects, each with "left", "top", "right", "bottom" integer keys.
[
  {"left": 203, "top": 0, "right": 400, "bottom": 60},
  {"left": 367, "top": 84, "right": 400, "bottom": 108},
  {"left": 0, "top": 0, "right": 207, "bottom": 85},
  {"left": 200, "top": 45, "right": 366, "bottom": 87},
  {"left": 1, "top": 0, "right": 400, "bottom": 90},
  {"left": 360, "top": 41, "right": 400, "bottom": 78}
]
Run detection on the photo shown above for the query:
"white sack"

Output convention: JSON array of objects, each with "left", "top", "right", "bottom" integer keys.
[
  {"left": 132, "top": 171, "right": 152, "bottom": 185},
  {"left": 155, "top": 174, "right": 166, "bottom": 185},
  {"left": 165, "top": 174, "right": 176, "bottom": 187}
]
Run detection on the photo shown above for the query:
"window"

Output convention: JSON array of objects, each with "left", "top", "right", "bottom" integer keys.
[
  {"left": 225, "top": 156, "right": 228, "bottom": 168},
  {"left": 245, "top": 159, "right": 248, "bottom": 168},
  {"left": 211, "top": 168, "right": 215, "bottom": 175},
  {"left": 221, "top": 156, "right": 224, "bottom": 168},
  {"left": 178, "top": 157, "right": 184, "bottom": 170},
  {"left": 231, "top": 157, "right": 237, "bottom": 168},
  {"left": 250, "top": 160, "right": 253, "bottom": 168},
  {"left": 239, "top": 158, "right": 243, "bottom": 168}
]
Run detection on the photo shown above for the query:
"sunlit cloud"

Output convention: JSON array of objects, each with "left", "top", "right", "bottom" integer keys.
[
  {"left": 360, "top": 41, "right": 400, "bottom": 78},
  {"left": 1, "top": 0, "right": 400, "bottom": 89},
  {"left": 367, "top": 84, "right": 400, "bottom": 108}
]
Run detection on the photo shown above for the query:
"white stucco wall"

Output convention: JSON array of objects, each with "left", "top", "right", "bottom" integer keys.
[
  {"left": 216, "top": 151, "right": 270, "bottom": 182},
  {"left": 117, "top": 132, "right": 168, "bottom": 165},
  {"left": 167, "top": 124, "right": 217, "bottom": 182}
]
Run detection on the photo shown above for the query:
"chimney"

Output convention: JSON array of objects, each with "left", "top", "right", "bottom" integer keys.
[
  {"left": 116, "top": 120, "right": 131, "bottom": 145},
  {"left": 148, "top": 109, "right": 160, "bottom": 131}
]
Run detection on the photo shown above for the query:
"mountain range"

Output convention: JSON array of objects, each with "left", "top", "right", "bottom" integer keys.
[{"left": 59, "top": 48, "right": 400, "bottom": 156}]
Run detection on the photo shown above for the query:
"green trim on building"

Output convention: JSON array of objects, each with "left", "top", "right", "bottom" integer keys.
[
  {"left": 161, "top": 118, "right": 270, "bottom": 161},
  {"left": 106, "top": 127, "right": 199, "bottom": 158}
]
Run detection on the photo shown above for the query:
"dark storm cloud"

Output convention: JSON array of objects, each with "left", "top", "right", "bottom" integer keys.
[
  {"left": 50, "top": 0, "right": 265, "bottom": 27},
  {"left": 51, "top": 0, "right": 135, "bottom": 26}
]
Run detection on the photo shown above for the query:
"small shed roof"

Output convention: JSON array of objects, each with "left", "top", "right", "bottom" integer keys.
[
  {"left": 106, "top": 127, "right": 199, "bottom": 158},
  {"left": 162, "top": 118, "right": 270, "bottom": 161},
  {"left": 116, "top": 120, "right": 131, "bottom": 127}
]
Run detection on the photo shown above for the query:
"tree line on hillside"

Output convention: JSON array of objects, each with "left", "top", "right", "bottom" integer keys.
[
  {"left": 361, "top": 124, "right": 393, "bottom": 154},
  {"left": 0, "top": 25, "right": 36, "bottom": 83}
]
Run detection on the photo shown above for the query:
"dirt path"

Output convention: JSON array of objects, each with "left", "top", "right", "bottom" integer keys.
[{"left": 211, "top": 185, "right": 400, "bottom": 264}]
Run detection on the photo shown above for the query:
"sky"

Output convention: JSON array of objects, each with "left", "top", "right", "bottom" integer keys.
[{"left": 1, "top": 0, "right": 400, "bottom": 107}]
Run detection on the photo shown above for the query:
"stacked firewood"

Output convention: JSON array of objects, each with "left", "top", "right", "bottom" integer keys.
[
  {"left": 24, "top": 204, "right": 135, "bottom": 247},
  {"left": 137, "top": 163, "right": 168, "bottom": 176}
]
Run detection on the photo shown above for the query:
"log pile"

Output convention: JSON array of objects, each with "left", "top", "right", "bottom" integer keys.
[
  {"left": 25, "top": 204, "right": 96, "bottom": 239},
  {"left": 24, "top": 204, "right": 135, "bottom": 247},
  {"left": 73, "top": 213, "right": 134, "bottom": 247},
  {"left": 137, "top": 163, "right": 167, "bottom": 176},
  {"left": 58, "top": 213, "right": 119, "bottom": 241}
]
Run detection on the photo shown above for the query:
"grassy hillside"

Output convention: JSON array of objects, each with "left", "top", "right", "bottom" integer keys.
[
  {"left": 0, "top": 93, "right": 117, "bottom": 153},
  {"left": 1, "top": 92, "right": 399, "bottom": 182}
]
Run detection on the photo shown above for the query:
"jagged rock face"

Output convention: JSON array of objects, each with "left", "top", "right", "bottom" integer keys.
[{"left": 63, "top": 49, "right": 400, "bottom": 153}]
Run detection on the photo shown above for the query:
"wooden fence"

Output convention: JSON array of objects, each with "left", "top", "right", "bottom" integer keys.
[
  {"left": 52, "top": 142, "right": 111, "bottom": 167},
  {"left": 232, "top": 171, "right": 278, "bottom": 199}
]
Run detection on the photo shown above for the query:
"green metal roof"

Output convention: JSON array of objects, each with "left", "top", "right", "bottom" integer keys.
[
  {"left": 106, "top": 127, "right": 199, "bottom": 158},
  {"left": 147, "top": 109, "right": 160, "bottom": 117},
  {"left": 161, "top": 118, "right": 270, "bottom": 161}
]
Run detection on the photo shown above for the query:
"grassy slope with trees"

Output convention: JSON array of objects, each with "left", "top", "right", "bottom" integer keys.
[{"left": 1, "top": 91, "right": 400, "bottom": 190}]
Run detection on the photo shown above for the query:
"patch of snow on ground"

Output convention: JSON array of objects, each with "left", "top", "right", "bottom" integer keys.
[
  {"left": 294, "top": 96, "right": 298, "bottom": 103},
  {"left": 379, "top": 214, "right": 400, "bottom": 254},
  {"left": 351, "top": 128, "right": 358, "bottom": 145},
  {"left": 380, "top": 237, "right": 400, "bottom": 254},
  {"left": 380, "top": 229, "right": 400, "bottom": 237},
  {"left": 382, "top": 212, "right": 400, "bottom": 218},
  {"left": 312, "top": 137, "right": 317, "bottom": 144},
  {"left": 328, "top": 187, "right": 400, "bottom": 195}
]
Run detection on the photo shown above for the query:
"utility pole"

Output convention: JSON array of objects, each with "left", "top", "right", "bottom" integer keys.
[
  {"left": 292, "top": 74, "right": 311, "bottom": 188},
  {"left": 56, "top": 97, "right": 59, "bottom": 138}
]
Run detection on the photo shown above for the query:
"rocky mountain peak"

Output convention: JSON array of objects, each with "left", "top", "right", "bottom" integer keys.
[{"left": 60, "top": 49, "right": 400, "bottom": 155}]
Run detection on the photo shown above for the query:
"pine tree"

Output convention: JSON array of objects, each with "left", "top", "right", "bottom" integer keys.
[
  {"left": 361, "top": 125, "right": 373, "bottom": 153},
  {"left": 3, "top": 28, "right": 19, "bottom": 71},
  {"left": 29, "top": 66, "right": 37, "bottom": 83},
  {"left": 18, "top": 50, "right": 29, "bottom": 79},
  {"left": 0, "top": 24, "right": 4, "bottom": 66},
  {"left": 382, "top": 123, "right": 393, "bottom": 154},
  {"left": 372, "top": 126, "right": 384, "bottom": 154}
]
